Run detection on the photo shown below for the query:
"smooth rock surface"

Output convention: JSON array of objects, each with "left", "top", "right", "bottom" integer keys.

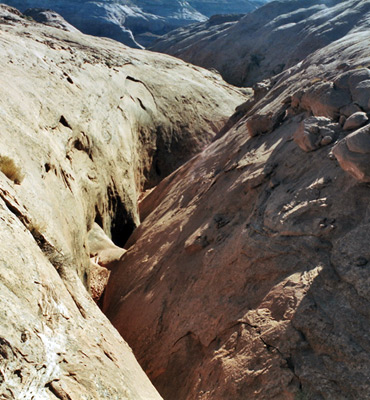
[
  {"left": 0, "top": 5, "right": 245, "bottom": 398},
  {"left": 104, "top": 15, "right": 370, "bottom": 400},
  {"left": 151, "top": 0, "right": 370, "bottom": 86},
  {"left": 343, "top": 111, "right": 369, "bottom": 131}
]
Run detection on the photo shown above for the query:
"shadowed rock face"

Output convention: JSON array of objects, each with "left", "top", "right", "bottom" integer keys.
[
  {"left": 0, "top": 5, "right": 246, "bottom": 399},
  {"left": 151, "top": 0, "right": 370, "bottom": 86},
  {"left": 2, "top": 0, "right": 270, "bottom": 47},
  {"left": 104, "top": 10, "right": 370, "bottom": 400}
]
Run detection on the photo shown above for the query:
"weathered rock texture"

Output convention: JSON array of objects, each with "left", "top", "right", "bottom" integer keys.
[
  {"left": 3, "top": 0, "right": 269, "bottom": 47},
  {"left": 104, "top": 8, "right": 370, "bottom": 400},
  {"left": 0, "top": 4, "right": 246, "bottom": 398},
  {"left": 151, "top": 0, "right": 370, "bottom": 86}
]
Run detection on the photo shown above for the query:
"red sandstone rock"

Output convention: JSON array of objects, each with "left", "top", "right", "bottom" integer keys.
[{"left": 104, "top": 20, "right": 370, "bottom": 400}]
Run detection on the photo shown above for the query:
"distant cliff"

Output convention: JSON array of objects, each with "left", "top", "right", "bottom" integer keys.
[
  {"left": 2, "top": 0, "right": 268, "bottom": 47},
  {"left": 152, "top": 0, "right": 370, "bottom": 86}
]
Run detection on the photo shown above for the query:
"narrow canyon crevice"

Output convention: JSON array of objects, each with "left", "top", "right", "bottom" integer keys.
[{"left": 1, "top": 2, "right": 370, "bottom": 400}]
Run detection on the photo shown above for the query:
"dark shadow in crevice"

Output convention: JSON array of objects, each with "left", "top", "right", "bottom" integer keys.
[
  {"left": 94, "top": 206, "right": 103, "bottom": 229},
  {"left": 107, "top": 187, "right": 137, "bottom": 248},
  {"left": 59, "top": 115, "right": 72, "bottom": 129}
]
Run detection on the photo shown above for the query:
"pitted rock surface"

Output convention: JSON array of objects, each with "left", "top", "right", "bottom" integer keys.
[{"left": 105, "top": 13, "right": 370, "bottom": 400}]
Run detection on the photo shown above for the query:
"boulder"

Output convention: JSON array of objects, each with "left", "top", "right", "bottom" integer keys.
[
  {"left": 246, "top": 113, "right": 274, "bottom": 137},
  {"left": 293, "top": 117, "right": 338, "bottom": 152},
  {"left": 340, "top": 103, "right": 362, "bottom": 117},
  {"left": 299, "top": 82, "right": 351, "bottom": 119},
  {"left": 351, "top": 80, "right": 370, "bottom": 110},
  {"left": 333, "top": 124, "right": 370, "bottom": 182},
  {"left": 343, "top": 112, "right": 368, "bottom": 131}
]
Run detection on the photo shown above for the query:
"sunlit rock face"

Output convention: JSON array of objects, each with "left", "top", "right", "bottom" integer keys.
[
  {"left": 0, "top": 5, "right": 245, "bottom": 399},
  {"left": 2, "top": 0, "right": 269, "bottom": 47},
  {"left": 151, "top": 0, "right": 370, "bottom": 86},
  {"left": 104, "top": 3, "right": 370, "bottom": 399}
]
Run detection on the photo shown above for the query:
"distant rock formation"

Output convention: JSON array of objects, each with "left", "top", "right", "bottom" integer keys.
[
  {"left": 187, "top": 0, "right": 266, "bottom": 17},
  {"left": 0, "top": 4, "right": 245, "bottom": 398},
  {"left": 151, "top": 0, "right": 370, "bottom": 86},
  {"left": 23, "top": 7, "right": 79, "bottom": 32},
  {"left": 2, "top": 0, "right": 269, "bottom": 47},
  {"left": 103, "top": 1, "right": 370, "bottom": 399}
]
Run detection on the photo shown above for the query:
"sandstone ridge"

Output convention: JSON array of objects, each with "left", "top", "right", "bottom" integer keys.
[
  {"left": 151, "top": 0, "right": 370, "bottom": 87},
  {"left": 104, "top": 3, "right": 370, "bottom": 399},
  {"left": 0, "top": 5, "right": 246, "bottom": 399}
]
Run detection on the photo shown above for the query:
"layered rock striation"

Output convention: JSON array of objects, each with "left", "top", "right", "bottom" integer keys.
[{"left": 0, "top": 5, "right": 246, "bottom": 398}]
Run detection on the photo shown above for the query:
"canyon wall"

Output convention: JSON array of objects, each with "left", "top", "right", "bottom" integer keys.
[
  {"left": 0, "top": 5, "right": 245, "bottom": 398},
  {"left": 105, "top": 2, "right": 370, "bottom": 398}
]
